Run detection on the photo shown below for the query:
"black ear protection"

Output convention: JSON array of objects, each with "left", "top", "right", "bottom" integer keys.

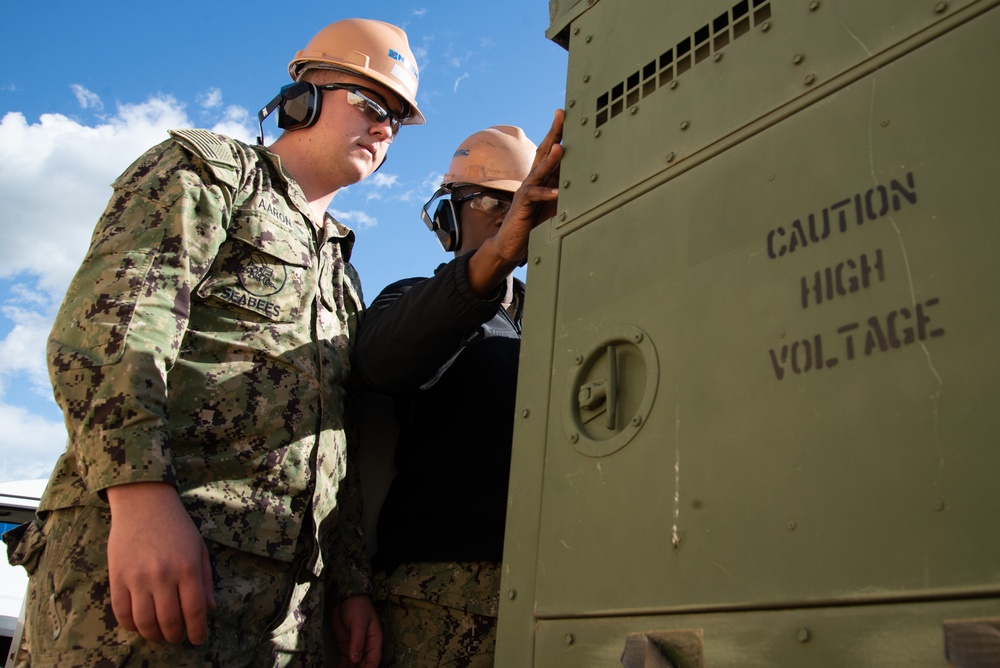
[
  {"left": 257, "top": 82, "right": 322, "bottom": 145},
  {"left": 428, "top": 198, "right": 461, "bottom": 252},
  {"left": 255, "top": 82, "right": 388, "bottom": 171},
  {"left": 421, "top": 187, "right": 462, "bottom": 252}
]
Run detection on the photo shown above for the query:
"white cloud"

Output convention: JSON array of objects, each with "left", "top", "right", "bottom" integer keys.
[
  {"left": 0, "top": 305, "right": 52, "bottom": 397},
  {"left": 422, "top": 171, "right": 444, "bottom": 194},
  {"left": 454, "top": 73, "right": 469, "bottom": 92},
  {"left": 71, "top": 84, "right": 103, "bottom": 111},
  {"left": 0, "top": 403, "right": 65, "bottom": 482},
  {"left": 369, "top": 173, "right": 399, "bottom": 189},
  {"left": 0, "top": 92, "right": 257, "bottom": 483},
  {"left": 0, "top": 96, "right": 254, "bottom": 296},
  {"left": 411, "top": 8, "right": 427, "bottom": 17},
  {"left": 198, "top": 87, "right": 223, "bottom": 109},
  {"left": 331, "top": 209, "right": 378, "bottom": 229}
]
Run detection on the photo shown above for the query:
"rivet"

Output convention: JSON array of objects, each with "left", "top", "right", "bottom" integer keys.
[
  {"left": 590, "top": 173, "right": 599, "bottom": 182},
  {"left": 565, "top": 633, "right": 575, "bottom": 645},
  {"left": 669, "top": 80, "right": 679, "bottom": 90},
  {"left": 573, "top": 27, "right": 581, "bottom": 35},
  {"left": 568, "top": 99, "right": 576, "bottom": 108},
  {"left": 714, "top": 53, "right": 723, "bottom": 62},
  {"left": 788, "top": 520, "right": 797, "bottom": 531},
  {"left": 629, "top": 105, "right": 639, "bottom": 115},
  {"left": 569, "top": 432, "right": 579, "bottom": 444},
  {"left": 594, "top": 129, "right": 602, "bottom": 138},
  {"left": 633, "top": 332, "right": 643, "bottom": 343},
  {"left": 768, "top": 174, "right": 775, "bottom": 182},
  {"left": 574, "top": 355, "right": 584, "bottom": 365},
  {"left": 881, "top": 119, "right": 890, "bottom": 127},
  {"left": 665, "top": 151, "right": 675, "bottom": 162},
  {"left": 680, "top": 120, "right": 690, "bottom": 130},
  {"left": 559, "top": 212, "right": 567, "bottom": 221},
  {"left": 533, "top": 256, "right": 542, "bottom": 265},
  {"left": 580, "top": 117, "right": 588, "bottom": 126},
  {"left": 793, "top": 54, "right": 804, "bottom": 65},
  {"left": 934, "top": 1, "right": 949, "bottom": 12},
  {"left": 521, "top": 409, "right": 530, "bottom": 418},
  {"left": 631, "top": 415, "right": 642, "bottom": 427},
  {"left": 563, "top": 180, "right": 572, "bottom": 188},
  {"left": 777, "top": 330, "right": 785, "bottom": 339},
  {"left": 809, "top": 0, "right": 821, "bottom": 10},
  {"left": 933, "top": 500, "right": 945, "bottom": 512},
  {"left": 585, "top": 34, "right": 593, "bottom": 43},
  {"left": 508, "top": 589, "right": 517, "bottom": 600},
  {"left": 797, "top": 627, "right": 811, "bottom": 643},
  {"left": 804, "top": 73, "right": 816, "bottom": 85},
  {"left": 583, "top": 74, "right": 591, "bottom": 83},
  {"left": 761, "top": 21, "right": 771, "bottom": 31}
]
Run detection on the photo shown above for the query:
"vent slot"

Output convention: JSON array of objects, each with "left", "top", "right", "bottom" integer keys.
[{"left": 595, "top": 0, "right": 772, "bottom": 128}]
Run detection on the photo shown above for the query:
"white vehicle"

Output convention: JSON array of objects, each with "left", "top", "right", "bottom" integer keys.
[{"left": 0, "top": 480, "right": 45, "bottom": 668}]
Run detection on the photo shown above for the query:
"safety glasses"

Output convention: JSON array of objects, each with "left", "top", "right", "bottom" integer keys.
[
  {"left": 455, "top": 191, "right": 514, "bottom": 217},
  {"left": 317, "top": 83, "right": 404, "bottom": 138}
]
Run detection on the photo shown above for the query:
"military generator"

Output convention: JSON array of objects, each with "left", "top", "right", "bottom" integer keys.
[{"left": 496, "top": 0, "right": 1000, "bottom": 665}]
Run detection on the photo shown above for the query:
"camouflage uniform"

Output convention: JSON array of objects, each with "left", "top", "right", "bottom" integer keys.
[
  {"left": 375, "top": 561, "right": 500, "bottom": 668},
  {"left": 7, "top": 129, "right": 370, "bottom": 666}
]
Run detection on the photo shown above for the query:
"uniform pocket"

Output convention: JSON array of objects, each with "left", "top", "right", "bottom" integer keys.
[
  {"left": 49, "top": 250, "right": 156, "bottom": 367},
  {"left": 195, "top": 212, "right": 312, "bottom": 323},
  {"left": 3, "top": 519, "right": 45, "bottom": 576}
]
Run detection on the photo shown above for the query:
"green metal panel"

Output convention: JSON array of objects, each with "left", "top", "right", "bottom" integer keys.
[
  {"left": 554, "top": 0, "right": 983, "bottom": 228},
  {"left": 534, "top": 598, "right": 1000, "bottom": 666},
  {"left": 498, "top": 0, "right": 1000, "bottom": 665}
]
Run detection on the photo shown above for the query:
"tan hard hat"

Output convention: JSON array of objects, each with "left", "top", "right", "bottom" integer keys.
[
  {"left": 443, "top": 126, "right": 537, "bottom": 193},
  {"left": 289, "top": 18, "right": 424, "bottom": 125}
]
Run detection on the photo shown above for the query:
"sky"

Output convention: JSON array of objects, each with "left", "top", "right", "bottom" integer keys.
[{"left": 0, "top": 1, "right": 569, "bottom": 482}]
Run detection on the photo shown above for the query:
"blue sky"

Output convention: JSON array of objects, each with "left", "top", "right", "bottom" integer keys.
[{"left": 0, "top": 1, "right": 568, "bottom": 481}]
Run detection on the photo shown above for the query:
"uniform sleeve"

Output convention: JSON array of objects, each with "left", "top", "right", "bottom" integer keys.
[
  {"left": 353, "top": 253, "right": 503, "bottom": 393},
  {"left": 47, "top": 140, "right": 234, "bottom": 495}
]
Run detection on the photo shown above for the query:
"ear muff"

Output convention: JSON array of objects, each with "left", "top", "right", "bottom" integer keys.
[
  {"left": 430, "top": 198, "right": 461, "bottom": 252},
  {"left": 276, "top": 82, "right": 321, "bottom": 130},
  {"left": 257, "top": 82, "right": 322, "bottom": 144}
]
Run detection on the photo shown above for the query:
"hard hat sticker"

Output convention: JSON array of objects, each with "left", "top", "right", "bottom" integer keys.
[
  {"left": 389, "top": 63, "right": 418, "bottom": 96},
  {"left": 388, "top": 48, "right": 419, "bottom": 80}
]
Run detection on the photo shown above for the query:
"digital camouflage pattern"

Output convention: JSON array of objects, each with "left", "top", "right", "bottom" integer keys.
[
  {"left": 42, "top": 128, "right": 367, "bottom": 578},
  {"left": 375, "top": 561, "right": 501, "bottom": 667},
  {"left": 15, "top": 505, "right": 327, "bottom": 666},
  {"left": 19, "top": 129, "right": 372, "bottom": 662}
]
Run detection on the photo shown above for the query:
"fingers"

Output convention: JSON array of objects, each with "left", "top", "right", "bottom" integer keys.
[
  {"left": 110, "top": 582, "right": 138, "bottom": 634},
  {"left": 177, "top": 557, "right": 212, "bottom": 645},
  {"left": 201, "top": 541, "right": 217, "bottom": 611},
  {"left": 361, "top": 616, "right": 383, "bottom": 668},
  {"left": 348, "top": 621, "right": 365, "bottom": 665},
  {"left": 533, "top": 109, "right": 565, "bottom": 166},
  {"left": 112, "top": 574, "right": 204, "bottom": 644},
  {"left": 526, "top": 109, "right": 565, "bottom": 187}
]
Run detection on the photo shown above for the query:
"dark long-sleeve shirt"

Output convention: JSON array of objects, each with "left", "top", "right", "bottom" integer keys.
[{"left": 354, "top": 254, "right": 524, "bottom": 572}]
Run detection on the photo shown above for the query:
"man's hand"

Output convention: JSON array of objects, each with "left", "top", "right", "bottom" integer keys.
[
  {"left": 467, "top": 108, "right": 565, "bottom": 298},
  {"left": 106, "top": 481, "right": 216, "bottom": 644},
  {"left": 331, "top": 594, "right": 382, "bottom": 668}
]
